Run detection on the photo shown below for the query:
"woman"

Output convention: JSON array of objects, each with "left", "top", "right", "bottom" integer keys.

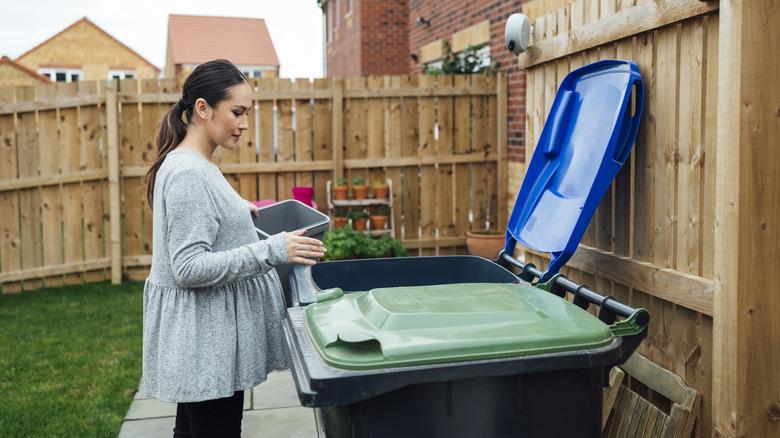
[{"left": 142, "top": 59, "right": 326, "bottom": 437}]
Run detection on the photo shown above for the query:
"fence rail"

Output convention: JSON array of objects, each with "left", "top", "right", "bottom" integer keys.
[{"left": 0, "top": 74, "right": 507, "bottom": 290}]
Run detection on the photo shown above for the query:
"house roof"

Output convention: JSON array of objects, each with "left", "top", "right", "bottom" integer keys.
[
  {"left": 167, "top": 14, "right": 279, "bottom": 67},
  {"left": 15, "top": 17, "right": 160, "bottom": 73},
  {"left": 0, "top": 56, "right": 51, "bottom": 83}
]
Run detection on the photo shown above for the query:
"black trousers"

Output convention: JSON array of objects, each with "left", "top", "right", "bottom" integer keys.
[{"left": 173, "top": 390, "right": 244, "bottom": 438}]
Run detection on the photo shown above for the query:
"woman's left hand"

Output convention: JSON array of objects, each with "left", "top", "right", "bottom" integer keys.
[{"left": 246, "top": 200, "right": 260, "bottom": 218}]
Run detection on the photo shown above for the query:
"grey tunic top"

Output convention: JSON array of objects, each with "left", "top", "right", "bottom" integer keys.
[{"left": 142, "top": 148, "right": 289, "bottom": 403}]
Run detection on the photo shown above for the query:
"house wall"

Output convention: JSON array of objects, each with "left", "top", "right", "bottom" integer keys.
[
  {"left": 0, "top": 64, "right": 47, "bottom": 88},
  {"left": 15, "top": 19, "right": 157, "bottom": 81}
]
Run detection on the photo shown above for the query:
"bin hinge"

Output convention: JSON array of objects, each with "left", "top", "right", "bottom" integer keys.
[
  {"left": 609, "top": 309, "right": 650, "bottom": 337},
  {"left": 534, "top": 274, "right": 566, "bottom": 298}
]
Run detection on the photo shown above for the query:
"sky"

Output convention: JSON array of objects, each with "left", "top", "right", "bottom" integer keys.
[{"left": 0, "top": 0, "right": 325, "bottom": 78}]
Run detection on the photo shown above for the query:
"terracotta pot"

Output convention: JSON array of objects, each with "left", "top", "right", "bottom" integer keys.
[
  {"left": 353, "top": 218, "right": 368, "bottom": 231},
  {"left": 465, "top": 231, "right": 504, "bottom": 260},
  {"left": 352, "top": 185, "right": 368, "bottom": 200},
  {"left": 333, "top": 185, "right": 348, "bottom": 200},
  {"left": 333, "top": 217, "right": 349, "bottom": 229},
  {"left": 373, "top": 185, "right": 389, "bottom": 199},
  {"left": 370, "top": 215, "right": 388, "bottom": 230}
]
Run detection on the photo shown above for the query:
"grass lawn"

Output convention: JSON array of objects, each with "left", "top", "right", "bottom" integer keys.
[{"left": 0, "top": 281, "right": 144, "bottom": 437}]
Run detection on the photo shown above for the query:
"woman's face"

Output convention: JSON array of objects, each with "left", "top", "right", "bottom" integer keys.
[{"left": 205, "top": 83, "right": 252, "bottom": 150}]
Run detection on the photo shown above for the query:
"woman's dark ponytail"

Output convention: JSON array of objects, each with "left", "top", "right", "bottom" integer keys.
[
  {"left": 145, "top": 101, "right": 187, "bottom": 208},
  {"left": 145, "top": 59, "right": 248, "bottom": 209}
]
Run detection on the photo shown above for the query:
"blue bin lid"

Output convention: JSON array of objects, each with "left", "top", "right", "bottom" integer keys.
[{"left": 505, "top": 60, "right": 644, "bottom": 281}]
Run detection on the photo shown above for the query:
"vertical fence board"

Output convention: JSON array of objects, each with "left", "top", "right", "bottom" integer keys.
[
  {"left": 15, "top": 87, "right": 43, "bottom": 290},
  {"left": 277, "top": 79, "right": 295, "bottom": 200},
  {"left": 401, "top": 76, "right": 420, "bottom": 247},
  {"left": 312, "top": 78, "right": 332, "bottom": 213},
  {"left": 384, "top": 76, "right": 403, "bottom": 240},
  {"left": 37, "top": 84, "right": 64, "bottom": 287},
  {"left": 257, "top": 78, "right": 277, "bottom": 200},
  {"left": 78, "top": 81, "right": 106, "bottom": 282},
  {"left": 293, "top": 80, "right": 314, "bottom": 191},
  {"left": 419, "top": 75, "right": 437, "bottom": 247},
  {"left": 0, "top": 88, "right": 21, "bottom": 292}
]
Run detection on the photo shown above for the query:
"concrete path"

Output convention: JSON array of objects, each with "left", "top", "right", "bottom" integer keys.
[{"left": 118, "top": 371, "right": 318, "bottom": 437}]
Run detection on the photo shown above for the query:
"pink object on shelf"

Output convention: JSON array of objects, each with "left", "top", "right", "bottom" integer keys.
[
  {"left": 253, "top": 199, "right": 277, "bottom": 208},
  {"left": 292, "top": 186, "right": 315, "bottom": 207}
]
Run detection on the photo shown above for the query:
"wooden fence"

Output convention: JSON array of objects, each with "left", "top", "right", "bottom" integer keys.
[
  {"left": 516, "top": 0, "right": 779, "bottom": 437},
  {"left": 0, "top": 74, "right": 507, "bottom": 290}
]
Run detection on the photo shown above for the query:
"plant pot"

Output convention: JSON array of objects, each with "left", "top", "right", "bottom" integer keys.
[
  {"left": 333, "top": 185, "right": 348, "bottom": 200},
  {"left": 352, "top": 185, "right": 368, "bottom": 200},
  {"left": 333, "top": 217, "right": 349, "bottom": 229},
  {"left": 373, "top": 185, "right": 389, "bottom": 199},
  {"left": 370, "top": 215, "right": 388, "bottom": 230},
  {"left": 465, "top": 230, "right": 505, "bottom": 260},
  {"left": 353, "top": 218, "right": 368, "bottom": 231}
]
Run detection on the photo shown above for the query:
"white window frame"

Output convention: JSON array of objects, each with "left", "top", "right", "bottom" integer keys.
[
  {"left": 39, "top": 68, "right": 82, "bottom": 83},
  {"left": 238, "top": 66, "right": 275, "bottom": 78},
  {"left": 108, "top": 70, "right": 136, "bottom": 80}
]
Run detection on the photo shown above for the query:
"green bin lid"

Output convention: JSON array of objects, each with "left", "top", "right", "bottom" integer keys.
[{"left": 304, "top": 283, "right": 614, "bottom": 370}]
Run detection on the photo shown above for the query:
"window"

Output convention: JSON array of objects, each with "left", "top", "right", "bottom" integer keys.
[
  {"left": 108, "top": 70, "right": 136, "bottom": 80},
  {"left": 39, "top": 68, "right": 82, "bottom": 83},
  {"left": 238, "top": 67, "right": 271, "bottom": 78}
]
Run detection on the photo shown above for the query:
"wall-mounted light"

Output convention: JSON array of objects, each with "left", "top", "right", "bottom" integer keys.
[
  {"left": 505, "top": 13, "right": 533, "bottom": 54},
  {"left": 410, "top": 52, "right": 419, "bottom": 63},
  {"left": 415, "top": 17, "right": 431, "bottom": 27}
]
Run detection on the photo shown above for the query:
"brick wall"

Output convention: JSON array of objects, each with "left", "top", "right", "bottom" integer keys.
[
  {"left": 326, "top": 0, "right": 409, "bottom": 76},
  {"left": 324, "top": 0, "right": 530, "bottom": 163},
  {"left": 408, "top": 0, "right": 527, "bottom": 163}
]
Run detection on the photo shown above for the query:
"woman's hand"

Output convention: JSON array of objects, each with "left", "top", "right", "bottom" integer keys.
[
  {"left": 246, "top": 200, "right": 260, "bottom": 218},
  {"left": 284, "top": 229, "right": 326, "bottom": 265}
]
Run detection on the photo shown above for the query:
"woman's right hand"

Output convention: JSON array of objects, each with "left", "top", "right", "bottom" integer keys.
[{"left": 284, "top": 229, "right": 327, "bottom": 265}]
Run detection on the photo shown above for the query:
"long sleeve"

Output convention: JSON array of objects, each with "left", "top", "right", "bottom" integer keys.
[{"left": 163, "top": 169, "right": 288, "bottom": 288}]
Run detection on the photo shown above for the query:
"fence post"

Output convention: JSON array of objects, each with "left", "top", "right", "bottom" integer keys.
[
  {"left": 105, "top": 81, "right": 122, "bottom": 284},
  {"left": 496, "top": 73, "right": 508, "bottom": 231},
  {"left": 331, "top": 77, "right": 344, "bottom": 181}
]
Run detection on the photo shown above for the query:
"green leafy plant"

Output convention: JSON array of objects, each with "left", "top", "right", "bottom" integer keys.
[
  {"left": 333, "top": 207, "right": 348, "bottom": 217},
  {"left": 348, "top": 210, "right": 368, "bottom": 220},
  {"left": 372, "top": 180, "right": 388, "bottom": 188},
  {"left": 335, "top": 178, "right": 348, "bottom": 186},
  {"left": 323, "top": 228, "right": 407, "bottom": 260},
  {"left": 424, "top": 41, "right": 498, "bottom": 76},
  {"left": 352, "top": 177, "right": 367, "bottom": 186},
  {"left": 375, "top": 205, "right": 391, "bottom": 216}
]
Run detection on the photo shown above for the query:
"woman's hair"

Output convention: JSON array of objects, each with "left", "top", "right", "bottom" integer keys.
[{"left": 145, "top": 59, "right": 248, "bottom": 209}]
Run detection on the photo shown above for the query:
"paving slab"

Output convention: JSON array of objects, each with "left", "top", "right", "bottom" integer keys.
[
  {"left": 117, "top": 416, "right": 175, "bottom": 438},
  {"left": 252, "top": 371, "right": 302, "bottom": 410},
  {"left": 242, "top": 407, "right": 318, "bottom": 438},
  {"left": 125, "top": 398, "right": 177, "bottom": 420}
]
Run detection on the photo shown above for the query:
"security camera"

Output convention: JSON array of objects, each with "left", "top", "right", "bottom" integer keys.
[{"left": 505, "top": 13, "right": 532, "bottom": 54}]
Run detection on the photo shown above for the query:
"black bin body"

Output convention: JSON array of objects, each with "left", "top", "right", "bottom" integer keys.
[{"left": 284, "top": 256, "right": 643, "bottom": 438}]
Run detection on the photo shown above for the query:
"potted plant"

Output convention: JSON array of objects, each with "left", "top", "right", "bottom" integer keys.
[
  {"left": 332, "top": 207, "right": 348, "bottom": 229},
  {"left": 349, "top": 210, "right": 369, "bottom": 231},
  {"left": 370, "top": 205, "right": 390, "bottom": 231},
  {"left": 332, "top": 178, "right": 349, "bottom": 200},
  {"left": 465, "top": 229, "right": 505, "bottom": 260},
  {"left": 372, "top": 180, "right": 389, "bottom": 199},
  {"left": 352, "top": 177, "right": 368, "bottom": 200}
]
